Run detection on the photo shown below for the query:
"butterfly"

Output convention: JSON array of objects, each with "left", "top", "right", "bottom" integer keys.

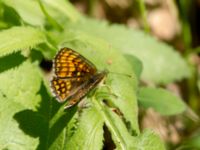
[{"left": 50, "top": 47, "right": 107, "bottom": 109}]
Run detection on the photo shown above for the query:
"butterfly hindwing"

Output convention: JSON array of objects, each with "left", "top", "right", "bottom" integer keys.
[
  {"left": 64, "top": 71, "right": 107, "bottom": 109},
  {"left": 50, "top": 76, "right": 86, "bottom": 102}
]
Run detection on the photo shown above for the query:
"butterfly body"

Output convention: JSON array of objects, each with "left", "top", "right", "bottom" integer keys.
[{"left": 50, "top": 47, "right": 107, "bottom": 109}]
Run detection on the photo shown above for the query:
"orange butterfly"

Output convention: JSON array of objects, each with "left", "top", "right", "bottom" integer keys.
[{"left": 50, "top": 47, "right": 107, "bottom": 109}]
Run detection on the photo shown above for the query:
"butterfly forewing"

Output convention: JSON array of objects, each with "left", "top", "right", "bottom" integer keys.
[{"left": 53, "top": 47, "right": 97, "bottom": 78}]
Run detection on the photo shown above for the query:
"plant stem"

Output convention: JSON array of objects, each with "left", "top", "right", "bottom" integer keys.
[
  {"left": 87, "top": 0, "right": 98, "bottom": 17},
  {"left": 38, "top": 0, "right": 63, "bottom": 31},
  {"left": 136, "top": 0, "right": 150, "bottom": 33},
  {"left": 92, "top": 97, "right": 127, "bottom": 150}
]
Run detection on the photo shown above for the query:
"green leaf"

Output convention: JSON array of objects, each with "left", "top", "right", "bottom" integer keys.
[
  {"left": 180, "top": 132, "right": 200, "bottom": 149},
  {"left": 44, "top": 29, "right": 140, "bottom": 148},
  {"left": 0, "top": 52, "right": 26, "bottom": 73},
  {"left": 0, "top": 60, "right": 42, "bottom": 149},
  {"left": 56, "top": 29, "right": 139, "bottom": 132},
  {"left": 0, "top": 21, "right": 8, "bottom": 29},
  {"left": 47, "top": 106, "right": 77, "bottom": 150},
  {"left": 92, "top": 97, "right": 137, "bottom": 150},
  {"left": 0, "top": 96, "right": 39, "bottom": 150},
  {"left": 65, "top": 18, "right": 190, "bottom": 84},
  {"left": 135, "top": 130, "right": 166, "bottom": 150},
  {"left": 1, "top": 4, "right": 21, "bottom": 27},
  {"left": 0, "top": 0, "right": 170, "bottom": 149},
  {"left": 124, "top": 54, "right": 143, "bottom": 79},
  {"left": 65, "top": 107, "right": 104, "bottom": 150},
  {"left": 2, "top": 0, "right": 45, "bottom": 26},
  {"left": 0, "top": 55, "right": 77, "bottom": 149},
  {"left": 42, "top": 0, "right": 80, "bottom": 22},
  {"left": 38, "top": 0, "right": 63, "bottom": 31},
  {"left": 0, "top": 26, "right": 46, "bottom": 56},
  {"left": 0, "top": 60, "right": 42, "bottom": 109},
  {"left": 138, "top": 87, "right": 186, "bottom": 115},
  {"left": 2, "top": 0, "right": 81, "bottom": 27},
  {"left": 198, "top": 73, "right": 200, "bottom": 92}
]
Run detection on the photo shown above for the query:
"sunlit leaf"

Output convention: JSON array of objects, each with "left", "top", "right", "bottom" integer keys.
[
  {"left": 0, "top": 60, "right": 42, "bottom": 149},
  {"left": 65, "top": 18, "right": 190, "bottom": 84},
  {"left": 138, "top": 87, "right": 186, "bottom": 115},
  {"left": 0, "top": 27, "right": 46, "bottom": 56}
]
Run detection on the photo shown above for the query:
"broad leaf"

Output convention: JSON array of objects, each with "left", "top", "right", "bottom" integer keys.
[
  {"left": 124, "top": 54, "right": 143, "bottom": 79},
  {"left": 2, "top": 0, "right": 80, "bottom": 26},
  {"left": 42, "top": 0, "right": 80, "bottom": 22},
  {"left": 180, "top": 132, "right": 200, "bottom": 149},
  {"left": 135, "top": 130, "right": 166, "bottom": 150},
  {"left": 43, "top": 29, "right": 140, "bottom": 148},
  {"left": 2, "top": 0, "right": 45, "bottom": 26},
  {"left": 65, "top": 18, "right": 190, "bottom": 84},
  {"left": 138, "top": 87, "right": 186, "bottom": 115},
  {"left": 0, "top": 27, "right": 46, "bottom": 56},
  {"left": 57, "top": 29, "right": 139, "bottom": 131},
  {"left": 65, "top": 107, "right": 104, "bottom": 150},
  {"left": 0, "top": 60, "right": 42, "bottom": 149},
  {"left": 93, "top": 99, "right": 137, "bottom": 150}
]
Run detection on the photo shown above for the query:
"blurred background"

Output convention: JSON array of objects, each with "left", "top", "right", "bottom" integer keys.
[{"left": 67, "top": 0, "right": 200, "bottom": 149}]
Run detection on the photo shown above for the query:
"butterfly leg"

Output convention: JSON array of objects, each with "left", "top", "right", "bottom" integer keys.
[
  {"left": 64, "top": 99, "right": 78, "bottom": 109},
  {"left": 64, "top": 98, "right": 90, "bottom": 109},
  {"left": 78, "top": 99, "right": 92, "bottom": 110},
  {"left": 93, "top": 88, "right": 123, "bottom": 116},
  {"left": 95, "top": 84, "right": 118, "bottom": 99}
]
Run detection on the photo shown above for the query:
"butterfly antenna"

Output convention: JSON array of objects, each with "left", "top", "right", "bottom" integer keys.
[
  {"left": 108, "top": 71, "right": 134, "bottom": 79},
  {"left": 59, "top": 39, "right": 78, "bottom": 48}
]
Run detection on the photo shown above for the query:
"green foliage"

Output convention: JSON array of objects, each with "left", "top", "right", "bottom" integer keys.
[
  {"left": 65, "top": 107, "right": 104, "bottom": 150},
  {"left": 59, "top": 29, "right": 139, "bottom": 129},
  {"left": 134, "top": 130, "right": 166, "bottom": 150},
  {"left": 0, "top": 60, "right": 42, "bottom": 149},
  {"left": 0, "top": 0, "right": 191, "bottom": 149},
  {"left": 180, "top": 132, "right": 200, "bottom": 149},
  {"left": 0, "top": 27, "right": 46, "bottom": 56},
  {"left": 198, "top": 72, "right": 200, "bottom": 93},
  {"left": 42, "top": 0, "right": 80, "bottom": 22},
  {"left": 125, "top": 54, "right": 143, "bottom": 79},
  {"left": 64, "top": 18, "right": 190, "bottom": 84},
  {"left": 138, "top": 87, "right": 186, "bottom": 115},
  {"left": 2, "top": 0, "right": 45, "bottom": 26}
]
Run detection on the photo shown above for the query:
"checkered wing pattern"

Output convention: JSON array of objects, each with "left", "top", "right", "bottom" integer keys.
[
  {"left": 53, "top": 47, "right": 97, "bottom": 78},
  {"left": 50, "top": 77, "right": 86, "bottom": 102},
  {"left": 50, "top": 47, "right": 107, "bottom": 109}
]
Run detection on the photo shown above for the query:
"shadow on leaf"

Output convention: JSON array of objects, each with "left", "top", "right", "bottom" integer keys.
[
  {"left": 0, "top": 51, "right": 26, "bottom": 73},
  {"left": 48, "top": 107, "right": 77, "bottom": 148},
  {"left": 14, "top": 81, "right": 77, "bottom": 150},
  {"left": 14, "top": 109, "right": 48, "bottom": 138}
]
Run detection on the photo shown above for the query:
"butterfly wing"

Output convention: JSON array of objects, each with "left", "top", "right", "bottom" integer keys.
[
  {"left": 51, "top": 47, "right": 106, "bottom": 109},
  {"left": 51, "top": 71, "right": 107, "bottom": 108},
  {"left": 53, "top": 47, "right": 97, "bottom": 78},
  {"left": 64, "top": 71, "right": 107, "bottom": 109},
  {"left": 50, "top": 76, "right": 86, "bottom": 103}
]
